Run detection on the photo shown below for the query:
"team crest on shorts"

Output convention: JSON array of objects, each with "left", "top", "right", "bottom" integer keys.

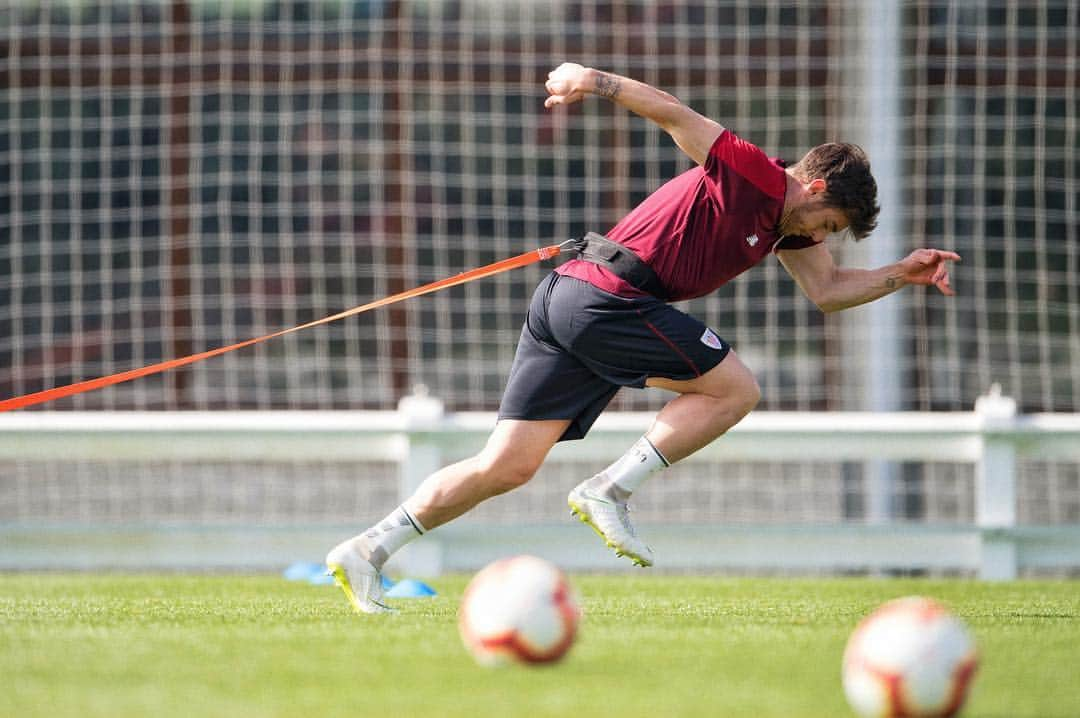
[{"left": 700, "top": 329, "right": 724, "bottom": 350}]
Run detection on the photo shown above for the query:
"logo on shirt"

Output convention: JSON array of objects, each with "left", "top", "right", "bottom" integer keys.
[
  {"left": 700, "top": 329, "right": 725, "bottom": 351},
  {"left": 745, "top": 233, "right": 759, "bottom": 247}
]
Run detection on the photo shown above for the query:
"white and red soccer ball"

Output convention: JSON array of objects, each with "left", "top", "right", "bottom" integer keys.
[
  {"left": 842, "top": 596, "right": 978, "bottom": 717},
  {"left": 458, "top": 555, "right": 580, "bottom": 666}
]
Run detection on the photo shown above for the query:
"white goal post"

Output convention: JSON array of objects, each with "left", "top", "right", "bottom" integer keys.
[{"left": 3, "top": 390, "right": 1079, "bottom": 580}]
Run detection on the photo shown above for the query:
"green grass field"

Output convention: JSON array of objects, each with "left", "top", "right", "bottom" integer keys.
[{"left": 1, "top": 574, "right": 1077, "bottom": 717}]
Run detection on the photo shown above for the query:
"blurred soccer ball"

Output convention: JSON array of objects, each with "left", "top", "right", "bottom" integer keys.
[
  {"left": 842, "top": 596, "right": 978, "bottom": 717},
  {"left": 458, "top": 555, "right": 580, "bottom": 666}
]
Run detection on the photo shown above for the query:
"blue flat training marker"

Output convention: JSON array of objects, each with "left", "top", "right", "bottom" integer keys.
[
  {"left": 283, "top": 562, "right": 324, "bottom": 581},
  {"left": 384, "top": 578, "right": 437, "bottom": 598},
  {"left": 307, "top": 570, "right": 336, "bottom": 586}
]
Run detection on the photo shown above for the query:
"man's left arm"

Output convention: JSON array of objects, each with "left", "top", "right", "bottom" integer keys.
[{"left": 777, "top": 242, "right": 961, "bottom": 313}]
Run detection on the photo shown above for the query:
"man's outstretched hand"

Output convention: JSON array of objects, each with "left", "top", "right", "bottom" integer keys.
[{"left": 899, "top": 249, "right": 961, "bottom": 296}]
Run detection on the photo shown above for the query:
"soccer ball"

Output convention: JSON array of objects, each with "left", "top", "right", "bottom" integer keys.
[
  {"left": 842, "top": 596, "right": 979, "bottom": 717},
  {"left": 458, "top": 555, "right": 580, "bottom": 666}
]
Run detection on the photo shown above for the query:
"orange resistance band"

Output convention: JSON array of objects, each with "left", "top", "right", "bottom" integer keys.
[{"left": 0, "top": 242, "right": 570, "bottom": 413}]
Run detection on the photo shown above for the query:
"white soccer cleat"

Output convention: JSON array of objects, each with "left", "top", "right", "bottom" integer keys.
[
  {"left": 324, "top": 539, "right": 392, "bottom": 614},
  {"left": 567, "top": 483, "right": 654, "bottom": 567}
]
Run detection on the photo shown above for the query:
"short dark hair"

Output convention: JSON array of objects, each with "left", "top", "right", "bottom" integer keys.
[{"left": 790, "top": 143, "right": 880, "bottom": 240}]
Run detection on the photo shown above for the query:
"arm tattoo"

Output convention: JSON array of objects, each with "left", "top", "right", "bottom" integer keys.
[{"left": 594, "top": 74, "right": 621, "bottom": 99}]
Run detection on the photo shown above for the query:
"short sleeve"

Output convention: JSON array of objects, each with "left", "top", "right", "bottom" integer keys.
[{"left": 704, "top": 130, "right": 788, "bottom": 200}]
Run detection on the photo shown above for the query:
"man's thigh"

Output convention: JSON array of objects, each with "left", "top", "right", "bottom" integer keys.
[
  {"left": 551, "top": 277, "right": 732, "bottom": 387},
  {"left": 497, "top": 274, "right": 622, "bottom": 441},
  {"left": 481, "top": 418, "right": 573, "bottom": 466},
  {"left": 498, "top": 273, "right": 735, "bottom": 441},
  {"left": 645, "top": 348, "right": 757, "bottom": 398}
]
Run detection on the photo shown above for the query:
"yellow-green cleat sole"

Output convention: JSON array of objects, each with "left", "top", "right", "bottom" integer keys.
[
  {"left": 568, "top": 498, "right": 651, "bottom": 568},
  {"left": 326, "top": 562, "right": 391, "bottom": 614}
]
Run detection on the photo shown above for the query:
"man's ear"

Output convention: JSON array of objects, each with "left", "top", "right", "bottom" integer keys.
[{"left": 808, "top": 178, "right": 827, "bottom": 195}]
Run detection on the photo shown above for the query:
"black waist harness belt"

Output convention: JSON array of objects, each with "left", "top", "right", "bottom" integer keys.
[{"left": 571, "top": 232, "right": 670, "bottom": 301}]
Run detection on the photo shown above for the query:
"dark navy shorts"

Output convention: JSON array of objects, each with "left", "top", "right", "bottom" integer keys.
[{"left": 498, "top": 272, "right": 731, "bottom": 442}]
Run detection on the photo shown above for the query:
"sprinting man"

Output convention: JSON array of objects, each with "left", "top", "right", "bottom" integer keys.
[{"left": 326, "top": 62, "right": 960, "bottom": 613}]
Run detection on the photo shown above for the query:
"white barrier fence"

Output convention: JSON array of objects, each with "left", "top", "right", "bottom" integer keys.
[{"left": 2, "top": 389, "right": 1079, "bottom": 579}]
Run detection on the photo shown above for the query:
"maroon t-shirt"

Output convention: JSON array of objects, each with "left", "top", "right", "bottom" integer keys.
[{"left": 556, "top": 129, "right": 815, "bottom": 301}]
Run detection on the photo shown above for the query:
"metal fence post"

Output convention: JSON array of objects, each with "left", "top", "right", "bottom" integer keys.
[
  {"left": 393, "top": 386, "right": 445, "bottom": 577},
  {"left": 974, "top": 385, "right": 1019, "bottom": 580}
]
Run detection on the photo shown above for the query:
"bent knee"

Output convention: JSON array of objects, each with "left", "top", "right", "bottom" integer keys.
[
  {"left": 740, "top": 376, "right": 762, "bottom": 415},
  {"left": 475, "top": 452, "right": 542, "bottom": 494},
  {"left": 700, "top": 364, "right": 760, "bottom": 417},
  {"left": 702, "top": 378, "right": 759, "bottom": 423}
]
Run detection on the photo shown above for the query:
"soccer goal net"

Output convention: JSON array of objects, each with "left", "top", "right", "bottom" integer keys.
[{"left": 1, "top": 1, "right": 1077, "bottom": 574}]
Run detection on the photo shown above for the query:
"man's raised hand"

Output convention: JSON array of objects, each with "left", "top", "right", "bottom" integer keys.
[{"left": 544, "top": 63, "right": 590, "bottom": 108}]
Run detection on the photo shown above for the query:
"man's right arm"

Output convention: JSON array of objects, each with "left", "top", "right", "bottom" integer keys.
[{"left": 543, "top": 63, "right": 724, "bottom": 166}]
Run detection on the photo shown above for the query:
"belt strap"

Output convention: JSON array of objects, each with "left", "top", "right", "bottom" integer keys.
[{"left": 572, "top": 232, "right": 669, "bottom": 301}]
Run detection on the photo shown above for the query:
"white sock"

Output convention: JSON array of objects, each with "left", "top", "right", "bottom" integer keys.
[
  {"left": 588, "top": 435, "right": 669, "bottom": 499},
  {"left": 352, "top": 505, "right": 426, "bottom": 571}
]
